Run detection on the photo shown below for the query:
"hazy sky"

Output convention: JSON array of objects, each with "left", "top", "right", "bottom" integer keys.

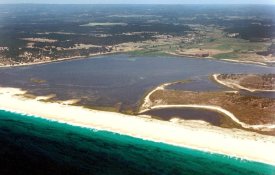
[{"left": 0, "top": 0, "right": 274, "bottom": 4}]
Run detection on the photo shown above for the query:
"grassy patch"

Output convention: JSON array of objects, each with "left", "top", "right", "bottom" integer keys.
[
  {"left": 128, "top": 49, "right": 169, "bottom": 57},
  {"left": 211, "top": 38, "right": 269, "bottom": 52},
  {"left": 213, "top": 52, "right": 239, "bottom": 59}
]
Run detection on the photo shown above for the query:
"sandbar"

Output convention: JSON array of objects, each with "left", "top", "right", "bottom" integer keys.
[{"left": 0, "top": 87, "right": 275, "bottom": 166}]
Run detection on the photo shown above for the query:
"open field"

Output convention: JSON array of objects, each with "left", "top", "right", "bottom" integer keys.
[{"left": 0, "top": 5, "right": 274, "bottom": 66}]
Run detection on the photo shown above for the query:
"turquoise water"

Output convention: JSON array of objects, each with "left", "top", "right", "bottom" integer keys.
[{"left": 0, "top": 110, "right": 275, "bottom": 175}]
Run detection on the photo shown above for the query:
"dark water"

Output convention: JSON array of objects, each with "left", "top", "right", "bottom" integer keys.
[
  {"left": 165, "top": 75, "right": 275, "bottom": 99},
  {"left": 142, "top": 107, "right": 237, "bottom": 127},
  {"left": 166, "top": 77, "right": 230, "bottom": 91},
  {"left": 0, "top": 55, "right": 273, "bottom": 110},
  {"left": 1, "top": 110, "right": 275, "bottom": 175},
  {"left": 241, "top": 90, "right": 275, "bottom": 99}
]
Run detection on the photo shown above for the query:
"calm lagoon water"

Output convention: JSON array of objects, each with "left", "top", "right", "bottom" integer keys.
[
  {"left": 1, "top": 55, "right": 274, "bottom": 174},
  {"left": 141, "top": 107, "right": 237, "bottom": 127},
  {"left": 0, "top": 55, "right": 273, "bottom": 110},
  {"left": 1, "top": 110, "right": 275, "bottom": 175}
]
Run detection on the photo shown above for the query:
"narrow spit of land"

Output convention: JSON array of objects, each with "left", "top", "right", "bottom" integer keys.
[
  {"left": 139, "top": 76, "right": 275, "bottom": 137},
  {"left": 213, "top": 74, "right": 275, "bottom": 92},
  {"left": 0, "top": 87, "right": 275, "bottom": 166}
]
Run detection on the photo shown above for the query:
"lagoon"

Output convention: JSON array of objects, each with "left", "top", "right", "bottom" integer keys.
[{"left": 0, "top": 55, "right": 273, "bottom": 112}]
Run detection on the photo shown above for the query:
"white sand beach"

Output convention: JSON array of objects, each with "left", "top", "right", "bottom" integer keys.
[
  {"left": 0, "top": 87, "right": 275, "bottom": 166},
  {"left": 140, "top": 82, "right": 173, "bottom": 110}
]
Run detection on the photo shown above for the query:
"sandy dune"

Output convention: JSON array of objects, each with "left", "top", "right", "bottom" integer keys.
[{"left": 0, "top": 87, "right": 275, "bottom": 166}]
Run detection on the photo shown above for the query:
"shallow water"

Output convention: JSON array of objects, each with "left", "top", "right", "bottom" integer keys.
[
  {"left": 142, "top": 107, "right": 235, "bottom": 127},
  {"left": 0, "top": 55, "right": 273, "bottom": 110},
  {"left": 0, "top": 110, "right": 275, "bottom": 175},
  {"left": 166, "top": 76, "right": 230, "bottom": 91}
]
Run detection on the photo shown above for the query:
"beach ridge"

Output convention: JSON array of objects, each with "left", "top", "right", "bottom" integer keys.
[{"left": 0, "top": 87, "right": 275, "bottom": 166}]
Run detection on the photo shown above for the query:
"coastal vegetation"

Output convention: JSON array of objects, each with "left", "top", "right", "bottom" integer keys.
[
  {"left": 215, "top": 74, "right": 275, "bottom": 91},
  {"left": 0, "top": 5, "right": 274, "bottom": 66},
  {"left": 139, "top": 74, "right": 275, "bottom": 136},
  {"left": 0, "top": 4, "right": 275, "bottom": 175}
]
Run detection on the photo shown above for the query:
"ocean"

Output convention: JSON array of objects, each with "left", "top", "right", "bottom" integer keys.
[{"left": 0, "top": 109, "right": 274, "bottom": 175}]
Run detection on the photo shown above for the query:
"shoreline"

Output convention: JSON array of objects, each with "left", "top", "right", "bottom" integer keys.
[
  {"left": 213, "top": 74, "right": 275, "bottom": 92},
  {"left": 138, "top": 82, "right": 275, "bottom": 131},
  {"left": 0, "top": 51, "right": 271, "bottom": 68},
  {"left": 0, "top": 51, "right": 123, "bottom": 68},
  {"left": 140, "top": 104, "right": 275, "bottom": 131},
  {"left": 220, "top": 59, "right": 269, "bottom": 66},
  {"left": 166, "top": 52, "right": 270, "bottom": 67},
  {"left": 0, "top": 87, "right": 275, "bottom": 166},
  {"left": 139, "top": 82, "right": 174, "bottom": 111}
]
